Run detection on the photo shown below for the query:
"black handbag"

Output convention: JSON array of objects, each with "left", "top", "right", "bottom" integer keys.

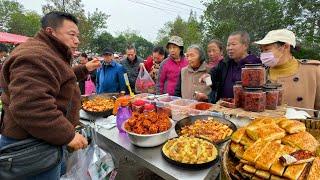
[{"left": 0, "top": 109, "right": 63, "bottom": 179}]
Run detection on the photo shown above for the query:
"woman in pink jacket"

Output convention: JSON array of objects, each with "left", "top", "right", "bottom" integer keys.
[{"left": 157, "top": 36, "right": 188, "bottom": 95}]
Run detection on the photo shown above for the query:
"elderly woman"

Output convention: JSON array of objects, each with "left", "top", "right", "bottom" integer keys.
[
  {"left": 255, "top": 29, "right": 320, "bottom": 116},
  {"left": 207, "top": 39, "right": 224, "bottom": 69},
  {"left": 174, "top": 44, "right": 211, "bottom": 101},
  {"left": 158, "top": 36, "right": 188, "bottom": 95}
]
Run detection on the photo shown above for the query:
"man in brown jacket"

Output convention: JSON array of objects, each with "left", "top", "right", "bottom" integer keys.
[{"left": 0, "top": 11, "right": 100, "bottom": 178}]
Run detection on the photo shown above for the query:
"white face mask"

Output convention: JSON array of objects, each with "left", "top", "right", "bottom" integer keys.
[{"left": 260, "top": 52, "right": 279, "bottom": 67}]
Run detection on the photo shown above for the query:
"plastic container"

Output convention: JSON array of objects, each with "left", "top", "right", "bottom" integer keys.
[
  {"left": 275, "top": 84, "right": 283, "bottom": 106},
  {"left": 132, "top": 99, "right": 146, "bottom": 113},
  {"left": 243, "top": 87, "right": 266, "bottom": 112},
  {"left": 143, "top": 103, "right": 155, "bottom": 113},
  {"left": 233, "top": 81, "right": 243, "bottom": 108},
  {"left": 116, "top": 101, "right": 132, "bottom": 133},
  {"left": 241, "top": 64, "right": 266, "bottom": 87},
  {"left": 264, "top": 85, "right": 279, "bottom": 110}
]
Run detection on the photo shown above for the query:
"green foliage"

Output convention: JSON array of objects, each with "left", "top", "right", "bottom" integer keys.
[
  {"left": 0, "top": 0, "right": 23, "bottom": 31},
  {"left": 93, "top": 31, "right": 154, "bottom": 59},
  {"left": 156, "top": 11, "right": 202, "bottom": 50},
  {"left": 7, "top": 11, "right": 41, "bottom": 37}
]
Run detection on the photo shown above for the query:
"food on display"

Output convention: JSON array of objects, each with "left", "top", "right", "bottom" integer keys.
[
  {"left": 124, "top": 111, "right": 171, "bottom": 134},
  {"left": 275, "top": 84, "right": 284, "bottom": 106},
  {"left": 193, "top": 102, "right": 213, "bottom": 111},
  {"left": 220, "top": 98, "right": 236, "bottom": 109},
  {"left": 241, "top": 64, "right": 266, "bottom": 88},
  {"left": 233, "top": 81, "right": 243, "bottom": 108},
  {"left": 225, "top": 117, "right": 320, "bottom": 180},
  {"left": 243, "top": 88, "right": 266, "bottom": 112},
  {"left": 162, "top": 136, "right": 218, "bottom": 164},
  {"left": 264, "top": 85, "right": 279, "bottom": 110},
  {"left": 179, "top": 118, "right": 233, "bottom": 143},
  {"left": 307, "top": 157, "right": 320, "bottom": 180},
  {"left": 82, "top": 96, "right": 114, "bottom": 112}
]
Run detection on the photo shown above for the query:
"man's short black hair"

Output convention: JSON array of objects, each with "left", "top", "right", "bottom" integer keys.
[
  {"left": 41, "top": 11, "right": 78, "bottom": 29},
  {"left": 80, "top": 53, "right": 88, "bottom": 58},
  {"left": 126, "top": 44, "right": 136, "bottom": 52},
  {"left": 0, "top": 44, "right": 8, "bottom": 53}
]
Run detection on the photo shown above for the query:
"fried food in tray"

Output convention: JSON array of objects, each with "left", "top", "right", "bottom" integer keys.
[
  {"left": 225, "top": 117, "right": 320, "bottom": 180},
  {"left": 162, "top": 136, "right": 218, "bottom": 164},
  {"left": 124, "top": 111, "right": 171, "bottom": 135},
  {"left": 82, "top": 96, "right": 114, "bottom": 112},
  {"left": 179, "top": 119, "right": 233, "bottom": 143}
]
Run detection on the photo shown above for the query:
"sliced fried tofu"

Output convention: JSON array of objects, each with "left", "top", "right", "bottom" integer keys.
[
  {"left": 235, "top": 145, "right": 245, "bottom": 159},
  {"left": 283, "top": 163, "right": 307, "bottom": 180},
  {"left": 279, "top": 119, "right": 306, "bottom": 134},
  {"left": 270, "top": 145, "right": 297, "bottom": 176},
  {"left": 231, "top": 127, "right": 246, "bottom": 143},
  {"left": 255, "top": 141, "right": 283, "bottom": 170},
  {"left": 255, "top": 169, "right": 271, "bottom": 179},
  {"left": 242, "top": 139, "right": 270, "bottom": 165},
  {"left": 230, "top": 142, "right": 245, "bottom": 159},
  {"left": 307, "top": 157, "right": 320, "bottom": 180},
  {"left": 282, "top": 132, "right": 319, "bottom": 152},
  {"left": 246, "top": 123, "right": 286, "bottom": 141},
  {"left": 270, "top": 175, "right": 285, "bottom": 180}
]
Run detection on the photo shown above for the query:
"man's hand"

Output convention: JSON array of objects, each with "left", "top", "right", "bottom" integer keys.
[
  {"left": 67, "top": 132, "right": 88, "bottom": 151},
  {"left": 198, "top": 73, "right": 210, "bottom": 83},
  {"left": 195, "top": 92, "right": 208, "bottom": 102},
  {"left": 85, "top": 58, "right": 101, "bottom": 71}
]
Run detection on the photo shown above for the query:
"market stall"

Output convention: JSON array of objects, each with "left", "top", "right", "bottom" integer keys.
[{"left": 0, "top": 32, "right": 29, "bottom": 44}]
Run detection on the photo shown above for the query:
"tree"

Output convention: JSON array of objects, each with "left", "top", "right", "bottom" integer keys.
[
  {"left": 201, "top": 0, "right": 288, "bottom": 47},
  {"left": 156, "top": 11, "right": 202, "bottom": 49},
  {"left": 0, "top": 0, "right": 23, "bottom": 31},
  {"left": 42, "top": 0, "right": 109, "bottom": 53},
  {"left": 7, "top": 11, "right": 41, "bottom": 37}
]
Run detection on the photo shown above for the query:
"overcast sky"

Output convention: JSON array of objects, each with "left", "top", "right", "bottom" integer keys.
[{"left": 18, "top": 0, "right": 205, "bottom": 42}]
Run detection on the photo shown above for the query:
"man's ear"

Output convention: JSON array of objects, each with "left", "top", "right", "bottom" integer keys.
[{"left": 45, "top": 27, "right": 54, "bottom": 35}]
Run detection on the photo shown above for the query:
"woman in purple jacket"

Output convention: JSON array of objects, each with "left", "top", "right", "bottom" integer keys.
[{"left": 158, "top": 36, "right": 188, "bottom": 95}]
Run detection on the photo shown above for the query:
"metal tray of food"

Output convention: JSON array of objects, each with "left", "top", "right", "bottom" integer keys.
[
  {"left": 175, "top": 115, "right": 237, "bottom": 144},
  {"left": 81, "top": 93, "right": 117, "bottom": 117},
  {"left": 161, "top": 137, "right": 220, "bottom": 169}
]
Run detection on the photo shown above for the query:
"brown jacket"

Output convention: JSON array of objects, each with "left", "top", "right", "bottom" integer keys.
[
  {"left": 175, "top": 62, "right": 211, "bottom": 99},
  {"left": 271, "top": 59, "right": 320, "bottom": 113},
  {"left": 0, "top": 30, "right": 88, "bottom": 145}
]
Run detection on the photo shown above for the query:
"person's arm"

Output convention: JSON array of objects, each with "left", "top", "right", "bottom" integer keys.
[
  {"left": 8, "top": 57, "right": 75, "bottom": 145},
  {"left": 158, "top": 62, "right": 167, "bottom": 94},
  {"left": 95, "top": 68, "right": 100, "bottom": 93},
  {"left": 73, "top": 65, "right": 88, "bottom": 81},
  {"left": 118, "top": 66, "right": 126, "bottom": 92},
  {"left": 174, "top": 72, "right": 182, "bottom": 97}
]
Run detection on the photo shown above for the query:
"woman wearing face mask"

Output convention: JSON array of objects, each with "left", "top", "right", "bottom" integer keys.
[
  {"left": 158, "top": 36, "right": 188, "bottom": 95},
  {"left": 255, "top": 29, "right": 320, "bottom": 116},
  {"left": 174, "top": 45, "right": 211, "bottom": 101}
]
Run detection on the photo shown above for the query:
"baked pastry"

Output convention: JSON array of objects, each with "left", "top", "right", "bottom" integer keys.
[
  {"left": 242, "top": 139, "right": 270, "bottom": 165},
  {"left": 270, "top": 145, "right": 297, "bottom": 176},
  {"left": 246, "top": 123, "right": 286, "bottom": 141},
  {"left": 278, "top": 119, "right": 306, "bottom": 134},
  {"left": 255, "top": 141, "right": 283, "bottom": 170},
  {"left": 255, "top": 169, "right": 271, "bottom": 179},
  {"left": 239, "top": 134, "right": 255, "bottom": 147},
  {"left": 307, "top": 157, "right": 320, "bottom": 180},
  {"left": 231, "top": 127, "right": 246, "bottom": 143},
  {"left": 283, "top": 163, "right": 307, "bottom": 180},
  {"left": 242, "top": 164, "right": 256, "bottom": 174},
  {"left": 282, "top": 131, "right": 319, "bottom": 152}
]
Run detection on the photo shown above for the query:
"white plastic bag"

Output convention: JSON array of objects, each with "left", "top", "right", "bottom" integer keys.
[{"left": 61, "top": 127, "right": 115, "bottom": 180}]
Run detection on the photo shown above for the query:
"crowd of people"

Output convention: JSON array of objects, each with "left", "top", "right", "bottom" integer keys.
[
  {"left": 0, "top": 10, "right": 319, "bottom": 179},
  {"left": 87, "top": 29, "right": 319, "bottom": 114}
]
